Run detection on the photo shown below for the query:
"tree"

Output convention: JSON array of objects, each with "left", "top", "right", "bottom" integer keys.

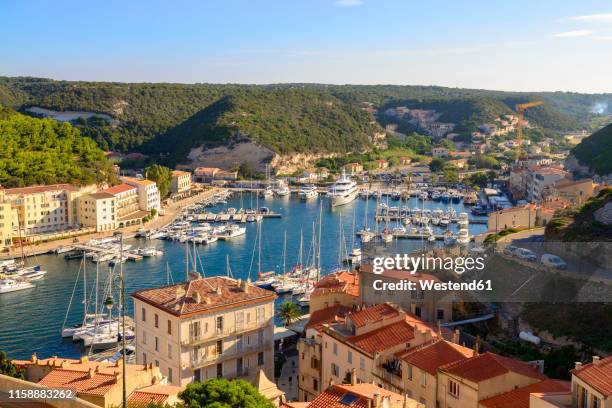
[
  {"left": 429, "top": 158, "right": 446, "bottom": 172},
  {"left": 146, "top": 164, "right": 173, "bottom": 198},
  {"left": 238, "top": 161, "right": 256, "bottom": 179},
  {"left": 178, "top": 378, "right": 274, "bottom": 408},
  {"left": 442, "top": 168, "right": 459, "bottom": 183},
  {"left": 0, "top": 351, "right": 24, "bottom": 379},
  {"left": 276, "top": 301, "right": 302, "bottom": 327}
]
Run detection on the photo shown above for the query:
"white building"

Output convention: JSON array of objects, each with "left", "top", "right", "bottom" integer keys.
[{"left": 122, "top": 177, "right": 161, "bottom": 213}]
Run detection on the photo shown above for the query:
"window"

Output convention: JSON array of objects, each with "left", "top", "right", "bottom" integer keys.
[
  {"left": 347, "top": 351, "right": 352, "bottom": 364},
  {"left": 580, "top": 388, "right": 587, "bottom": 408},
  {"left": 155, "top": 337, "right": 159, "bottom": 352},
  {"left": 155, "top": 360, "right": 159, "bottom": 367},
  {"left": 592, "top": 396, "right": 601, "bottom": 408},
  {"left": 237, "top": 335, "right": 243, "bottom": 352},
  {"left": 216, "top": 363, "right": 223, "bottom": 378},
  {"left": 258, "top": 352, "right": 264, "bottom": 366},
  {"left": 142, "top": 352, "right": 147, "bottom": 365},
  {"left": 141, "top": 307, "right": 146, "bottom": 322},
  {"left": 167, "top": 320, "right": 172, "bottom": 335},
  {"left": 167, "top": 344, "right": 172, "bottom": 358},
  {"left": 216, "top": 340, "right": 223, "bottom": 355},
  {"left": 168, "top": 367, "right": 172, "bottom": 383},
  {"left": 313, "top": 379, "right": 318, "bottom": 391},
  {"left": 407, "top": 364, "right": 413, "bottom": 380},
  {"left": 332, "top": 342, "right": 338, "bottom": 355},
  {"left": 420, "top": 372, "right": 427, "bottom": 387},
  {"left": 258, "top": 329, "right": 264, "bottom": 346},
  {"left": 449, "top": 379, "right": 460, "bottom": 398},
  {"left": 437, "top": 309, "right": 445, "bottom": 320},
  {"left": 142, "top": 330, "right": 147, "bottom": 344},
  {"left": 216, "top": 316, "right": 224, "bottom": 333},
  {"left": 331, "top": 363, "right": 339, "bottom": 377},
  {"left": 189, "top": 321, "right": 201, "bottom": 341},
  {"left": 359, "top": 357, "right": 365, "bottom": 371},
  {"left": 236, "top": 311, "right": 244, "bottom": 330}
]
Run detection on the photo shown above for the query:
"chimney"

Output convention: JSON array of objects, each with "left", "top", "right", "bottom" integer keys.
[
  {"left": 403, "top": 393, "right": 410, "bottom": 408},
  {"left": 367, "top": 400, "right": 372, "bottom": 408},
  {"left": 175, "top": 286, "right": 186, "bottom": 300},
  {"left": 329, "top": 378, "right": 334, "bottom": 387},
  {"left": 193, "top": 291, "right": 202, "bottom": 304},
  {"left": 575, "top": 362, "right": 583, "bottom": 370},
  {"left": 350, "top": 368, "right": 356, "bottom": 386},
  {"left": 87, "top": 368, "right": 95, "bottom": 379},
  {"left": 593, "top": 356, "right": 601, "bottom": 365},
  {"left": 373, "top": 392, "right": 381, "bottom": 408},
  {"left": 242, "top": 278, "right": 250, "bottom": 294},
  {"left": 79, "top": 356, "right": 88, "bottom": 364},
  {"left": 216, "top": 285, "right": 222, "bottom": 295},
  {"left": 30, "top": 353, "right": 37, "bottom": 363},
  {"left": 473, "top": 336, "right": 481, "bottom": 356},
  {"left": 113, "top": 372, "right": 120, "bottom": 384},
  {"left": 452, "top": 329, "right": 460, "bottom": 344}
]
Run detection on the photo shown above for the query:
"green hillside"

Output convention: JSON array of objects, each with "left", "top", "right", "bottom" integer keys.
[
  {"left": 571, "top": 123, "right": 612, "bottom": 176},
  {"left": 0, "top": 110, "right": 116, "bottom": 187}
]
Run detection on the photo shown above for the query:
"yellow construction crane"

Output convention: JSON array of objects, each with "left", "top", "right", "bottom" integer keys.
[{"left": 515, "top": 101, "right": 544, "bottom": 162}]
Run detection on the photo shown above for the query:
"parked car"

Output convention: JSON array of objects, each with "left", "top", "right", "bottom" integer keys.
[
  {"left": 540, "top": 254, "right": 567, "bottom": 270},
  {"left": 516, "top": 248, "right": 537, "bottom": 262},
  {"left": 503, "top": 245, "right": 519, "bottom": 256}
]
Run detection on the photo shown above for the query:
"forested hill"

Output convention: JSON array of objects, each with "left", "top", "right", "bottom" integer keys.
[
  {"left": 570, "top": 123, "right": 612, "bottom": 176},
  {"left": 1, "top": 77, "right": 611, "bottom": 166},
  {"left": 0, "top": 108, "right": 116, "bottom": 187}
]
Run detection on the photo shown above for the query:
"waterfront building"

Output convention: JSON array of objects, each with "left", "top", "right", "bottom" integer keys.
[
  {"left": 399, "top": 156, "right": 412, "bottom": 166},
  {"left": 121, "top": 177, "right": 161, "bottom": 213},
  {"left": 570, "top": 356, "right": 612, "bottom": 408},
  {"left": 131, "top": 276, "right": 276, "bottom": 387},
  {"left": 551, "top": 178, "right": 595, "bottom": 206},
  {"left": 479, "top": 379, "right": 569, "bottom": 408},
  {"left": 436, "top": 352, "right": 546, "bottom": 408},
  {"left": 103, "top": 183, "right": 147, "bottom": 228},
  {"left": 76, "top": 192, "right": 117, "bottom": 232},
  {"left": 193, "top": 167, "right": 238, "bottom": 183},
  {"left": 0, "top": 189, "right": 12, "bottom": 250},
  {"left": 170, "top": 170, "right": 192, "bottom": 195},
  {"left": 487, "top": 204, "right": 554, "bottom": 231},
  {"left": 525, "top": 167, "right": 568, "bottom": 203},
  {"left": 343, "top": 163, "right": 364, "bottom": 175},
  {"left": 359, "top": 264, "right": 453, "bottom": 323},
  {"left": 319, "top": 303, "right": 441, "bottom": 394},
  {"left": 12, "top": 355, "right": 178, "bottom": 408},
  {"left": 286, "top": 380, "right": 423, "bottom": 408},
  {"left": 375, "top": 159, "right": 389, "bottom": 170},
  {"left": 310, "top": 270, "right": 360, "bottom": 313}
]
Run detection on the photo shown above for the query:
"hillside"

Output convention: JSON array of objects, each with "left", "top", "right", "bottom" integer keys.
[
  {"left": 0, "top": 110, "right": 116, "bottom": 187},
  {"left": 570, "top": 123, "right": 612, "bottom": 176}
]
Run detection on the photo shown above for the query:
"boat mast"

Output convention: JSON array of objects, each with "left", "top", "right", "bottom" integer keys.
[
  {"left": 82, "top": 251, "right": 87, "bottom": 325},
  {"left": 298, "top": 228, "right": 303, "bottom": 268},
  {"left": 282, "top": 230, "right": 287, "bottom": 275},
  {"left": 317, "top": 200, "right": 322, "bottom": 280}
]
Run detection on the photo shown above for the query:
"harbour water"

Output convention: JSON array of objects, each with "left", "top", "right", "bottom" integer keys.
[{"left": 0, "top": 193, "right": 487, "bottom": 359}]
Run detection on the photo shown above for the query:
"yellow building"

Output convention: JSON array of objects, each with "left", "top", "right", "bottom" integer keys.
[
  {"left": 553, "top": 178, "right": 595, "bottom": 206},
  {"left": 310, "top": 270, "right": 360, "bottom": 313},
  {"left": 13, "top": 355, "right": 179, "bottom": 408},
  {"left": 170, "top": 170, "right": 192, "bottom": 195},
  {"left": 76, "top": 192, "right": 117, "bottom": 232},
  {"left": 121, "top": 177, "right": 161, "bottom": 213},
  {"left": 343, "top": 163, "right": 364, "bottom": 175},
  {"left": 571, "top": 356, "right": 612, "bottom": 408},
  {"left": 131, "top": 276, "right": 277, "bottom": 387},
  {"left": 0, "top": 189, "right": 13, "bottom": 250},
  {"left": 104, "top": 183, "right": 148, "bottom": 227}
]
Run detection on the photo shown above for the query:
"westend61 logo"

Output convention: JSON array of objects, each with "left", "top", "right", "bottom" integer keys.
[{"left": 372, "top": 253, "right": 486, "bottom": 275}]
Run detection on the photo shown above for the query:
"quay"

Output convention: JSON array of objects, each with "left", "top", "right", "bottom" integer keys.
[
  {"left": 373, "top": 214, "right": 487, "bottom": 224},
  {"left": 356, "top": 231, "right": 473, "bottom": 241},
  {"left": 194, "top": 211, "right": 282, "bottom": 223},
  {"left": 72, "top": 244, "right": 143, "bottom": 261}
]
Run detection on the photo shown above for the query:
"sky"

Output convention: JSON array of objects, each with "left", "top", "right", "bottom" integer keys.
[{"left": 1, "top": 0, "right": 612, "bottom": 92}]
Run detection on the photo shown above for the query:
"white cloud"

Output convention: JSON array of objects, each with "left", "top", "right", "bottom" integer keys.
[
  {"left": 335, "top": 0, "right": 363, "bottom": 6},
  {"left": 553, "top": 30, "right": 594, "bottom": 38},
  {"left": 568, "top": 14, "right": 612, "bottom": 23}
]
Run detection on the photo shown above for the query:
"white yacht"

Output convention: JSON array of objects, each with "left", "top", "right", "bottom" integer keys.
[
  {"left": 0, "top": 278, "right": 35, "bottom": 293},
  {"left": 298, "top": 185, "right": 318, "bottom": 200},
  {"left": 328, "top": 170, "right": 358, "bottom": 207},
  {"left": 275, "top": 184, "right": 290, "bottom": 197}
]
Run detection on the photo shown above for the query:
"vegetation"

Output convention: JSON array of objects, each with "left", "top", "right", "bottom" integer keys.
[
  {"left": 146, "top": 164, "right": 173, "bottom": 198},
  {"left": 178, "top": 378, "right": 274, "bottom": 408},
  {"left": 0, "top": 351, "right": 24, "bottom": 379},
  {"left": 545, "top": 188, "right": 612, "bottom": 242},
  {"left": 571, "top": 123, "right": 612, "bottom": 176},
  {"left": 484, "top": 227, "right": 523, "bottom": 244},
  {"left": 276, "top": 301, "right": 302, "bottom": 327},
  {"left": 0, "top": 111, "right": 116, "bottom": 187}
]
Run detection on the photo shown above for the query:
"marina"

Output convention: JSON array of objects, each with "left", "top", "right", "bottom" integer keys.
[{"left": 0, "top": 191, "right": 487, "bottom": 360}]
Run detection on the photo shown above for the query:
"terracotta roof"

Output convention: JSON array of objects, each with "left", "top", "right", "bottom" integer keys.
[
  {"left": 127, "top": 385, "right": 182, "bottom": 407},
  {"left": 572, "top": 356, "right": 612, "bottom": 397},
  {"left": 347, "top": 319, "right": 415, "bottom": 355},
  {"left": 441, "top": 352, "right": 546, "bottom": 383},
  {"left": 37, "top": 369, "right": 117, "bottom": 396},
  {"left": 308, "top": 384, "right": 404, "bottom": 408},
  {"left": 172, "top": 170, "right": 191, "bottom": 177},
  {"left": 306, "top": 305, "right": 352, "bottom": 332},
  {"left": 348, "top": 303, "right": 400, "bottom": 328},
  {"left": 312, "top": 270, "right": 359, "bottom": 298},
  {"left": 5, "top": 184, "right": 77, "bottom": 195},
  {"left": 555, "top": 178, "right": 592, "bottom": 188},
  {"left": 359, "top": 263, "right": 441, "bottom": 282},
  {"left": 396, "top": 339, "right": 473, "bottom": 375},
  {"left": 89, "top": 192, "right": 116, "bottom": 200},
  {"left": 479, "top": 379, "right": 570, "bottom": 408},
  {"left": 104, "top": 183, "right": 136, "bottom": 195},
  {"left": 131, "top": 276, "right": 276, "bottom": 318},
  {"left": 122, "top": 177, "right": 155, "bottom": 186}
]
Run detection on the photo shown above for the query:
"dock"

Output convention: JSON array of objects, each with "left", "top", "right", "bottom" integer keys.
[
  {"left": 356, "top": 231, "right": 473, "bottom": 241},
  {"left": 71, "top": 244, "right": 143, "bottom": 261},
  {"left": 195, "top": 211, "right": 282, "bottom": 223}
]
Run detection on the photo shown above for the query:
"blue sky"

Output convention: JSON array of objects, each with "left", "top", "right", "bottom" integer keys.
[{"left": 1, "top": 0, "right": 612, "bottom": 92}]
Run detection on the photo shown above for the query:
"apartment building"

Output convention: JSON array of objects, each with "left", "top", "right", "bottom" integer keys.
[
  {"left": 310, "top": 270, "right": 360, "bottom": 313},
  {"left": 479, "top": 379, "right": 569, "bottom": 408},
  {"left": 571, "top": 356, "right": 612, "bottom": 408},
  {"left": 359, "top": 264, "right": 453, "bottom": 323},
  {"left": 436, "top": 352, "right": 546, "bottom": 408},
  {"left": 552, "top": 178, "right": 595, "bottom": 206},
  {"left": 122, "top": 177, "right": 161, "bottom": 213},
  {"left": 170, "top": 170, "right": 192, "bottom": 195},
  {"left": 344, "top": 163, "right": 364, "bottom": 175},
  {"left": 131, "top": 276, "right": 276, "bottom": 387},
  {"left": 193, "top": 167, "right": 238, "bottom": 183},
  {"left": 103, "top": 183, "right": 147, "bottom": 227},
  {"left": 320, "top": 303, "right": 440, "bottom": 393},
  {"left": 0, "top": 189, "right": 12, "bottom": 250},
  {"left": 76, "top": 192, "right": 117, "bottom": 232},
  {"left": 526, "top": 167, "right": 568, "bottom": 203}
]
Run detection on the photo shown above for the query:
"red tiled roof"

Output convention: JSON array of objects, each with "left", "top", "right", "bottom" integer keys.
[
  {"left": 128, "top": 391, "right": 168, "bottom": 407},
  {"left": 441, "top": 352, "right": 546, "bottom": 383},
  {"left": 348, "top": 303, "right": 399, "bottom": 328},
  {"left": 37, "top": 369, "right": 117, "bottom": 396},
  {"left": 131, "top": 276, "right": 276, "bottom": 318},
  {"left": 104, "top": 183, "right": 136, "bottom": 195},
  {"left": 396, "top": 339, "right": 473, "bottom": 375},
  {"left": 4, "top": 184, "right": 77, "bottom": 195},
  {"left": 312, "top": 271, "right": 359, "bottom": 298},
  {"left": 479, "top": 379, "right": 570, "bottom": 408},
  {"left": 572, "top": 356, "right": 612, "bottom": 397},
  {"left": 306, "top": 305, "right": 352, "bottom": 332},
  {"left": 347, "top": 319, "right": 414, "bottom": 355},
  {"left": 308, "top": 384, "right": 404, "bottom": 408}
]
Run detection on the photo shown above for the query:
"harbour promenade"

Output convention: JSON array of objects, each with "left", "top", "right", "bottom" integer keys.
[{"left": 0, "top": 187, "right": 220, "bottom": 260}]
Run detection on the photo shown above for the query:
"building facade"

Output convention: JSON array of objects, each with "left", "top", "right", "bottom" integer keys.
[
  {"left": 170, "top": 170, "right": 192, "bottom": 195},
  {"left": 76, "top": 192, "right": 117, "bottom": 232},
  {"left": 131, "top": 276, "right": 276, "bottom": 387},
  {"left": 122, "top": 177, "right": 161, "bottom": 213}
]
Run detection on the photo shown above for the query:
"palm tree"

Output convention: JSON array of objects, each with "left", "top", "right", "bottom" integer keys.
[{"left": 276, "top": 301, "right": 302, "bottom": 327}]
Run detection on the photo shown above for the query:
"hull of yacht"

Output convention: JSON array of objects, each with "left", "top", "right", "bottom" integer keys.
[{"left": 329, "top": 189, "right": 358, "bottom": 207}]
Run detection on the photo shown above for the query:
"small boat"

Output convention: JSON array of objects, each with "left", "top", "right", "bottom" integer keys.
[
  {"left": 381, "top": 229, "right": 394, "bottom": 243},
  {"left": 0, "top": 278, "right": 35, "bottom": 293},
  {"left": 21, "top": 270, "right": 47, "bottom": 281},
  {"left": 360, "top": 229, "right": 374, "bottom": 243},
  {"left": 216, "top": 224, "right": 246, "bottom": 240},
  {"left": 298, "top": 185, "right": 318, "bottom": 200},
  {"left": 443, "top": 230, "right": 456, "bottom": 246},
  {"left": 275, "top": 185, "right": 290, "bottom": 196},
  {"left": 54, "top": 246, "right": 74, "bottom": 254},
  {"left": 260, "top": 186, "right": 274, "bottom": 198},
  {"left": 297, "top": 292, "right": 311, "bottom": 308},
  {"left": 419, "top": 191, "right": 428, "bottom": 201}
]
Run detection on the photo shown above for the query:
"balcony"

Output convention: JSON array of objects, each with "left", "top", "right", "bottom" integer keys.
[
  {"left": 189, "top": 343, "right": 271, "bottom": 369},
  {"left": 373, "top": 361, "right": 404, "bottom": 390},
  {"left": 181, "top": 321, "right": 266, "bottom": 346}
]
